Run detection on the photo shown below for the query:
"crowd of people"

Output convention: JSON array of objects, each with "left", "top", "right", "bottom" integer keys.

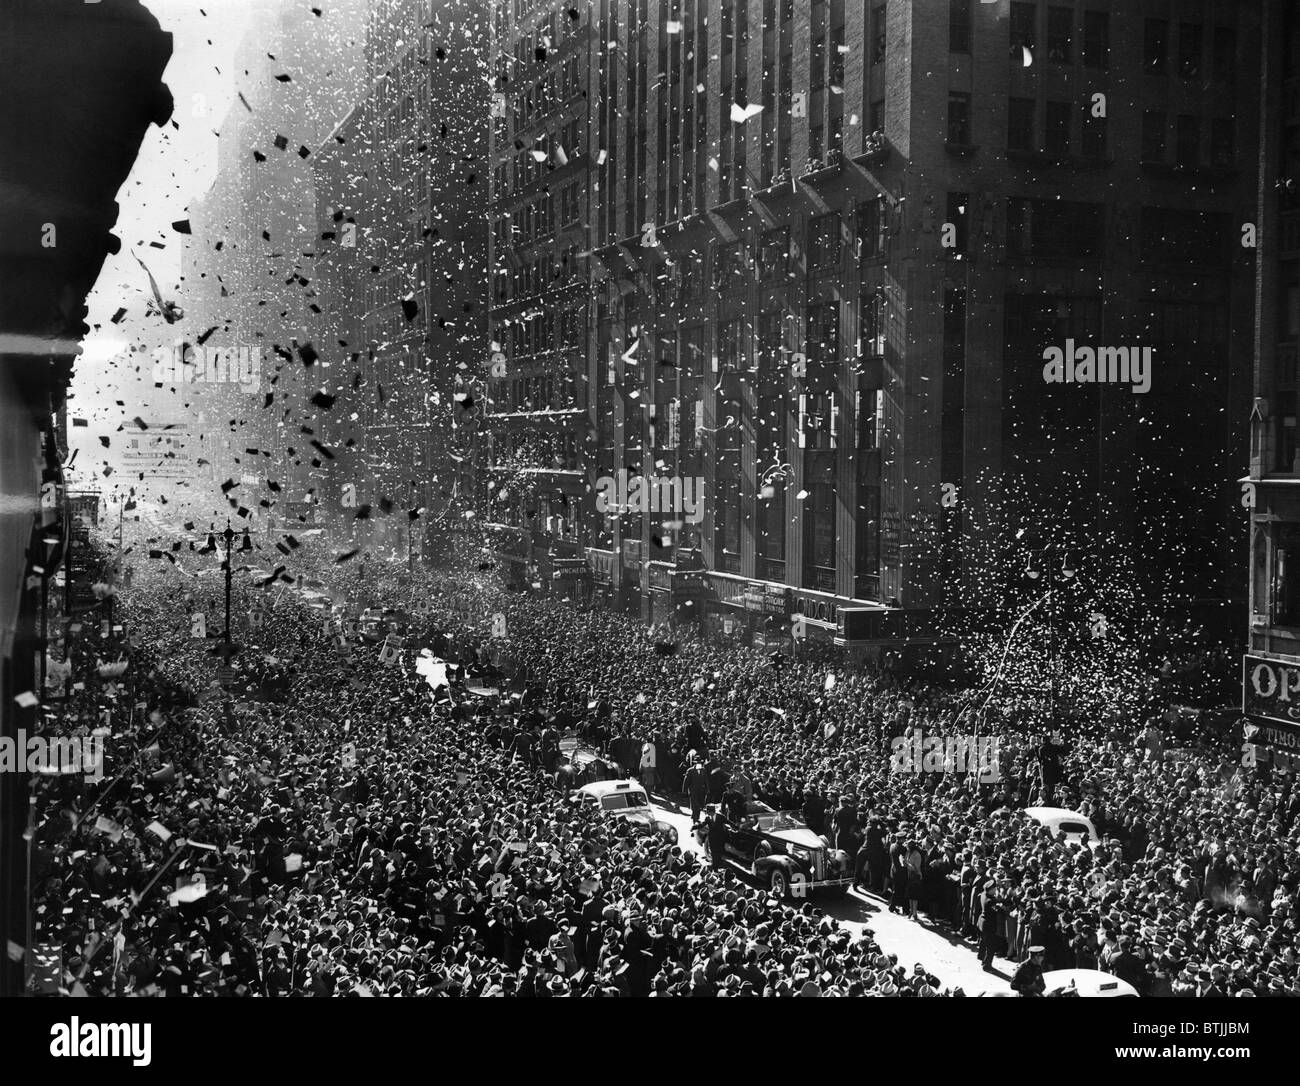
[{"left": 25, "top": 531, "right": 1300, "bottom": 997}]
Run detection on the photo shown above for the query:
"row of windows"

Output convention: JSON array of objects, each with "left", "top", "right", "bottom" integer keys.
[
  {"left": 987, "top": 95, "right": 1235, "bottom": 167},
  {"left": 502, "top": 54, "right": 582, "bottom": 131},
  {"left": 503, "top": 305, "right": 584, "bottom": 359},
  {"left": 493, "top": 242, "right": 581, "bottom": 303},
  {"left": 492, "top": 372, "right": 579, "bottom": 414},
  {"left": 700, "top": 203, "right": 890, "bottom": 292},
  {"left": 994, "top": 4, "right": 1236, "bottom": 81},
  {"left": 497, "top": 117, "right": 580, "bottom": 198},
  {"left": 492, "top": 181, "right": 582, "bottom": 254}
]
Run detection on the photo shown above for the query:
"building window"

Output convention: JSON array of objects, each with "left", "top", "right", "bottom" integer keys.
[
  {"left": 811, "top": 31, "right": 826, "bottom": 89},
  {"left": 1178, "top": 22, "right": 1203, "bottom": 80},
  {"left": 1010, "top": 2, "right": 1036, "bottom": 57},
  {"left": 757, "top": 310, "right": 784, "bottom": 371},
  {"left": 712, "top": 240, "right": 743, "bottom": 290},
  {"left": 950, "top": 0, "right": 971, "bottom": 54},
  {"left": 809, "top": 124, "right": 824, "bottom": 164},
  {"left": 869, "top": 98, "right": 885, "bottom": 135},
  {"left": 1141, "top": 111, "right": 1166, "bottom": 162},
  {"left": 1005, "top": 198, "right": 1105, "bottom": 260},
  {"left": 1211, "top": 118, "right": 1235, "bottom": 167},
  {"left": 1144, "top": 18, "right": 1168, "bottom": 73},
  {"left": 871, "top": 4, "right": 886, "bottom": 64},
  {"left": 806, "top": 302, "right": 840, "bottom": 364},
  {"left": 1083, "top": 10, "right": 1109, "bottom": 69},
  {"left": 1045, "top": 100, "right": 1071, "bottom": 157},
  {"left": 759, "top": 226, "right": 790, "bottom": 279},
  {"left": 717, "top": 318, "right": 744, "bottom": 371},
  {"left": 1176, "top": 114, "right": 1199, "bottom": 166},
  {"left": 1213, "top": 27, "right": 1236, "bottom": 83},
  {"left": 808, "top": 211, "right": 841, "bottom": 269},
  {"left": 860, "top": 291, "right": 885, "bottom": 357},
  {"left": 1082, "top": 107, "right": 1107, "bottom": 159},
  {"left": 1274, "top": 526, "right": 1300, "bottom": 626},
  {"left": 1047, "top": 7, "right": 1072, "bottom": 63},
  {"left": 948, "top": 92, "right": 972, "bottom": 145},
  {"left": 857, "top": 198, "right": 886, "bottom": 259},
  {"left": 1008, "top": 97, "right": 1035, "bottom": 151},
  {"left": 1139, "top": 207, "right": 1228, "bottom": 264}
]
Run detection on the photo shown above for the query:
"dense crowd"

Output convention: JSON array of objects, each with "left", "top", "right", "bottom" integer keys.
[{"left": 26, "top": 533, "right": 1300, "bottom": 997}]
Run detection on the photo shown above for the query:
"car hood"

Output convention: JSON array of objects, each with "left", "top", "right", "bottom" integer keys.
[
  {"left": 766, "top": 826, "right": 825, "bottom": 849},
  {"left": 612, "top": 808, "right": 655, "bottom": 825}
]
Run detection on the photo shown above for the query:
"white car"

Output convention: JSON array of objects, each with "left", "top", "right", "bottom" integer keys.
[
  {"left": 1043, "top": 969, "right": 1139, "bottom": 997},
  {"left": 977, "top": 969, "right": 1138, "bottom": 998},
  {"left": 1023, "top": 806, "right": 1100, "bottom": 849},
  {"left": 575, "top": 780, "right": 678, "bottom": 844}
]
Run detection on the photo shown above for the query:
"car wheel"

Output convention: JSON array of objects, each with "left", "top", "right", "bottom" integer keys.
[{"left": 770, "top": 869, "right": 789, "bottom": 899}]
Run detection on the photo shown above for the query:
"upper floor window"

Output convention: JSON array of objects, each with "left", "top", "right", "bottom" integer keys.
[
  {"left": 1047, "top": 7, "right": 1072, "bottom": 63},
  {"left": 808, "top": 212, "right": 842, "bottom": 269},
  {"left": 950, "top": 0, "right": 971, "bottom": 54}
]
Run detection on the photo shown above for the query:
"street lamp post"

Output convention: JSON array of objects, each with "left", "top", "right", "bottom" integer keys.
[
  {"left": 209, "top": 520, "right": 252, "bottom": 653},
  {"left": 222, "top": 523, "right": 234, "bottom": 648}
]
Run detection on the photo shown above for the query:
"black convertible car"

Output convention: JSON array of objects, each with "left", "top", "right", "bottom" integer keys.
[{"left": 694, "top": 800, "right": 853, "bottom": 899}]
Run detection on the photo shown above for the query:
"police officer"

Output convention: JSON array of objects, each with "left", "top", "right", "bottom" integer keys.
[{"left": 1011, "top": 946, "right": 1047, "bottom": 996}]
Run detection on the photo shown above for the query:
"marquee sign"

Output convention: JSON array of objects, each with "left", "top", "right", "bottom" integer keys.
[{"left": 1242, "top": 653, "right": 1300, "bottom": 749}]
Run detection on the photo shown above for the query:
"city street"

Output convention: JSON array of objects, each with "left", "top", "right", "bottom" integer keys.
[
  {"left": 4, "top": 0, "right": 1297, "bottom": 1038},
  {"left": 646, "top": 796, "right": 1013, "bottom": 995}
]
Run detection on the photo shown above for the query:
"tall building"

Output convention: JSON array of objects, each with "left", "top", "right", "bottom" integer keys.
[
  {"left": 0, "top": 0, "right": 172, "bottom": 997},
  {"left": 485, "top": 2, "right": 596, "bottom": 590},
  {"left": 310, "top": 0, "right": 488, "bottom": 561},
  {"left": 487, "top": 0, "right": 1260, "bottom": 652},
  {"left": 1244, "top": 0, "right": 1300, "bottom": 768},
  {"left": 180, "top": 0, "right": 367, "bottom": 533}
]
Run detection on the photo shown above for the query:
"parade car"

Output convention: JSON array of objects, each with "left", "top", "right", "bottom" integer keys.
[
  {"left": 976, "top": 968, "right": 1138, "bottom": 998},
  {"left": 1042, "top": 969, "right": 1139, "bottom": 997},
  {"left": 575, "top": 780, "right": 678, "bottom": 845},
  {"left": 694, "top": 800, "right": 853, "bottom": 900},
  {"left": 1023, "top": 806, "right": 1101, "bottom": 850},
  {"left": 557, "top": 738, "right": 627, "bottom": 784}
]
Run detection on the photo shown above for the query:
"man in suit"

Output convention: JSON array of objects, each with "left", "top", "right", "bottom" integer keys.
[
  {"left": 979, "top": 879, "right": 1004, "bottom": 970},
  {"left": 684, "top": 756, "right": 709, "bottom": 823}
]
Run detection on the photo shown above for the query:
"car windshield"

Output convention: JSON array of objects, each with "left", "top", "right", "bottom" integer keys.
[
  {"left": 1057, "top": 821, "right": 1090, "bottom": 838},
  {"left": 601, "top": 793, "right": 648, "bottom": 810}
]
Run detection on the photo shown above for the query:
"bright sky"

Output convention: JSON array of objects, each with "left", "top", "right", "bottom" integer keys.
[{"left": 70, "top": 0, "right": 275, "bottom": 487}]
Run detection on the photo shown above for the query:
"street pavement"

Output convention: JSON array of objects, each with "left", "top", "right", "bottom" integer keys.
[{"left": 647, "top": 792, "right": 1014, "bottom": 995}]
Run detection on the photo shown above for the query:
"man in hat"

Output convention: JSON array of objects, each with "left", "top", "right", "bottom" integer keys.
[
  {"left": 1011, "top": 946, "right": 1046, "bottom": 996},
  {"left": 974, "top": 876, "right": 1005, "bottom": 972},
  {"left": 684, "top": 755, "right": 709, "bottom": 823}
]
